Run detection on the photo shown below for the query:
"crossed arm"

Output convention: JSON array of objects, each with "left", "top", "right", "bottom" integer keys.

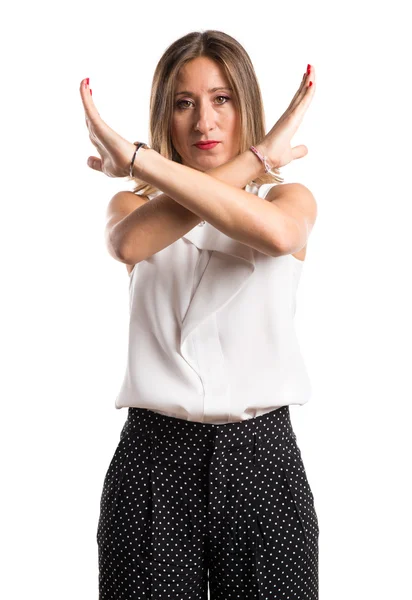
[
  {"left": 133, "top": 146, "right": 292, "bottom": 257},
  {"left": 114, "top": 145, "right": 316, "bottom": 263}
]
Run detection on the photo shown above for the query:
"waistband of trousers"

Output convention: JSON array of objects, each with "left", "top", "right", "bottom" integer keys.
[{"left": 124, "top": 405, "right": 295, "bottom": 451}]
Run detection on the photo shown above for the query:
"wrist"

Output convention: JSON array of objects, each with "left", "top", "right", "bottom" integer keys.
[
  {"left": 248, "top": 144, "right": 268, "bottom": 177},
  {"left": 255, "top": 141, "right": 269, "bottom": 158},
  {"left": 253, "top": 142, "right": 278, "bottom": 172},
  {"left": 130, "top": 146, "right": 153, "bottom": 179}
]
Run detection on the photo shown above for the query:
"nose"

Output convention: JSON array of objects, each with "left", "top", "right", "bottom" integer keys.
[{"left": 194, "top": 100, "right": 217, "bottom": 134}]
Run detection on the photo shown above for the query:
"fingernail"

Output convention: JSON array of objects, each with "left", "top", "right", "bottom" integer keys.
[
  {"left": 90, "top": 89, "right": 92, "bottom": 96},
  {"left": 309, "top": 81, "right": 313, "bottom": 87},
  {"left": 307, "top": 64, "right": 311, "bottom": 74},
  {"left": 86, "top": 77, "right": 89, "bottom": 86}
]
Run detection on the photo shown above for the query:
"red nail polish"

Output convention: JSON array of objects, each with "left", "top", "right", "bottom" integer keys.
[
  {"left": 309, "top": 81, "right": 312, "bottom": 87},
  {"left": 307, "top": 64, "right": 311, "bottom": 74},
  {"left": 86, "top": 78, "right": 89, "bottom": 86},
  {"left": 90, "top": 88, "right": 92, "bottom": 95}
]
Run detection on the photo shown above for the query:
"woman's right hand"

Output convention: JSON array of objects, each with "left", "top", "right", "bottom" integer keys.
[
  {"left": 79, "top": 78, "right": 137, "bottom": 178},
  {"left": 259, "top": 65, "right": 316, "bottom": 171}
]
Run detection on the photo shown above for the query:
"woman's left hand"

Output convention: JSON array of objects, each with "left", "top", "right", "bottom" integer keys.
[
  {"left": 260, "top": 64, "right": 316, "bottom": 170},
  {"left": 80, "top": 78, "right": 136, "bottom": 178}
]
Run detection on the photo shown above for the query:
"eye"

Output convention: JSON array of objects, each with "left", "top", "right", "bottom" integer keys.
[
  {"left": 175, "top": 96, "right": 231, "bottom": 110},
  {"left": 215, "top": 95, "right": 230, "bottom": 104},
  {"left": 176, "top": 99, "right": 193, "bottom": 109}
]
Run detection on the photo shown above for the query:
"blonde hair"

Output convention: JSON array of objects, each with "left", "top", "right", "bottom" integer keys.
[{"left": 128, "top": 29, "right": 284, "bottom": 197}]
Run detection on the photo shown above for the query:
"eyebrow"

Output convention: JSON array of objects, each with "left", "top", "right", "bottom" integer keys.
[{"left": 174, "top": 86, "right": 233, "bottom": 97}]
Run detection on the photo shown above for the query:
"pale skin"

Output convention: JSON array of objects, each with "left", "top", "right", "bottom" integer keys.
[{"left": 80, "top": 58, "right": 317, "bottom": 274}]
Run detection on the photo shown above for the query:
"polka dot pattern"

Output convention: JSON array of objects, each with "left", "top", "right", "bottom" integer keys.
[{"left": 96, "top": 406, "right": 319, "bottom": 599}]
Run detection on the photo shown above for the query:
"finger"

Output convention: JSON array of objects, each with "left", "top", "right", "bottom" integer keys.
[
  {"left": 291, "top": 66, "right": 316, "bottom": 116},
  {"left": 289, "top": 65, "right": 316, "bottom": 113},
  {"left": 302, "top": 65, "right": 316, "bottom": 98},
  {"left": 79, "top": 78, "right": 102, "bottom": 127},
  {"left": 289, "top": 66, "right": 313, "bottom": 105},
  {"left": 80, "top": 78, "right": 123, "bottom": 148},
  {"left": 291, "top": 144, "right": 309, "bottom": 161},
  {"left": 299, "top": 71, "right": 316, "bottom": 110},
  {"left": 87, "top": 156, "right": 103, "bottom": 171},
  {"left": 286, "top": 73, "right": 307, "bottom": 111}
]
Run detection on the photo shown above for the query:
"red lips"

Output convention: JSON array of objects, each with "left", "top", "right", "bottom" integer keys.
[
  {"left": 194, "top": 140, "right": 220, "bottom": 145},
  {"left": 194, "top": 141, "right": 220, "bottom": 150}
]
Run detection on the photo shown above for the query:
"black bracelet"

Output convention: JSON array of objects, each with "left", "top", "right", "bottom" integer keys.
[{"left": 129, "top": 142, "right": 149, "bottom": 177}]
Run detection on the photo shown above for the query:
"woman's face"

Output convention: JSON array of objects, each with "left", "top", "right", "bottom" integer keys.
[{"left": 171, "top": 56, "right": 241, "bottom": 172}]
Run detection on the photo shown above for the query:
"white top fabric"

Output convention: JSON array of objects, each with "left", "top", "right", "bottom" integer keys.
[{"left": 115, "top": 182, "right": 312, "bottom": 423}]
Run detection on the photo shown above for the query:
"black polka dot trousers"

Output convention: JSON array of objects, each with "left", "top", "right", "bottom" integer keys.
[{"left": 96, "top": 405, "right": 319, "bottom": 599}]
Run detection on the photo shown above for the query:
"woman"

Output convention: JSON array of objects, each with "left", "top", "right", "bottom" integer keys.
[{"left": 81, "top": 30, "right": 318, "bottom": 600}]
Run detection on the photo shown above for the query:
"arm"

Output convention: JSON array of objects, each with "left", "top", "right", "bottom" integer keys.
[
  {"left": 81, "top": 67, "right": 316, "bottom": 261},
  {"left": 133, "top": 146, "right": 288, "bottom": 257},
  {"left": 116, "top": 143, "right": 268, "bottom": 264}
]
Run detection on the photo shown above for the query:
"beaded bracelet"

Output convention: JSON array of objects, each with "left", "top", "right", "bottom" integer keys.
[{"left": 249, "top": 145, "right": 276, "bottom": 175}]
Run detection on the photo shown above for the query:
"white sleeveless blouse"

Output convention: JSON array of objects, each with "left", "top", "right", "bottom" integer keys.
[{"left": 115, "top": 182, "right": 312, "bottom": 423}]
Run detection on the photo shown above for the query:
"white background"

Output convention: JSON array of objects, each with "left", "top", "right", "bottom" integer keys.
[{"left": 2, "top": 0, "right": 411, "bottom": 598}]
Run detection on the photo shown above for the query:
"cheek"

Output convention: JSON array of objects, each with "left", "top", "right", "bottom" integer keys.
[
  {"left": 171, "top": 118, "right": 187, "bottom": 141},
  {"left": 227, "top": 110, "right": 240, "bottom": 132},
  {"left": 171, "top": 123, "right": 181, "bottom": 148},
  {"left": 228, "top": 118, "right": 241, "bottom": 143}
]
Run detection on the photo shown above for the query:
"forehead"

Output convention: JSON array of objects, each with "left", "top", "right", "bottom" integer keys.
[{"left": 175, "top": 57, "right": 228, "bottom": 88}]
